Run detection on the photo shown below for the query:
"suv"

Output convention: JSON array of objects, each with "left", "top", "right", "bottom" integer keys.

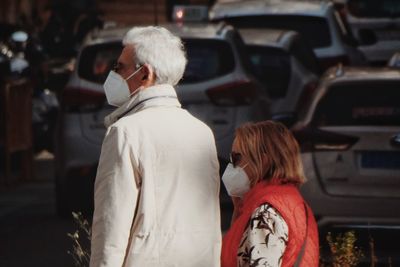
[
  {"left": 346, "top": 0, "right": 400, "bottom": 65},
  {"left": 210, "top": 0, "right": 365, "bottom": 71},
  {"left": 292, "top": 65, "right": 400, "bottom": 228},
  {"left": 55, "top": 23, "right": 270, "bottom": 215},
  {"left": 238, "top": 28, "right": 319, "bottom": 126}
]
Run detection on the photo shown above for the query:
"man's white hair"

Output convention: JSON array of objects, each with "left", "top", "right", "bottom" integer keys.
[{"left": 123, "top": 26, "right": 187, "bottom": 86}]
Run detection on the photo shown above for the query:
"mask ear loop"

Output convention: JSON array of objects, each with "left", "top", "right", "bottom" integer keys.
[
  {"left": 125, "top": 65, "right": 144, "bottom": 97},
  {"left": 125, "top": 65, "right": 143, "bottom": 81}
]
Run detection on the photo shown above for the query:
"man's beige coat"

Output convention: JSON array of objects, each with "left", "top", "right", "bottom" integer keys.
[{"left": 90, "top": 84, "right": 221, "bottom": 267}]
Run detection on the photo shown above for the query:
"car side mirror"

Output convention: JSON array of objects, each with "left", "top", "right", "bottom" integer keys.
[{"left": 272, "top": 113, "right": 297, "bottom": 128}]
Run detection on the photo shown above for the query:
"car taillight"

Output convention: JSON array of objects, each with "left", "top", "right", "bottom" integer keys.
[
  {"left": 205, "top": 80, "right": 257, "bottom": 106},
  {"left": 319, "top": 55, "right": 349, "bottom": 71},
  {"left": 62, "top": 87, "right": 105, "bottom": 112},
  {"left": 293, "top": 127, "right": 359, "bottom": 152}
]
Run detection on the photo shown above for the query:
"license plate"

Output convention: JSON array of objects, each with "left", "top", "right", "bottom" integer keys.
[{"left": 361, "top": 151, "right": 400, "bottom": 169}]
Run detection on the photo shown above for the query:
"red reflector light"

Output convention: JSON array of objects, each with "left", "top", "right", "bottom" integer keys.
[{"left": 205, "top": 80, "right": 257, "bottom": 106}]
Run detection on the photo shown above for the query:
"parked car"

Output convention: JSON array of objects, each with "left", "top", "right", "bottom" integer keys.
[
  {"left": 238, "top": 28, "right": 319, "bottom": 126},
  {"left": 292, "top": 65, "right": 400, "bottom": 228},
  {"left": 346, "top": 0, "right": 400, "bottom": 65},
  {"left": 388, "top": 52, "right": 400, "bottom": 68},
  {"left": 209, "top": 0, "right": 365, "bottom": 71},
  {"left": 55, "top": 23, "right": 270, "bottom": 215}
]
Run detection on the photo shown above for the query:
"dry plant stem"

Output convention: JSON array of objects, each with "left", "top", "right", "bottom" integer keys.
[
  {"left": 369, "top": 236, "right": 377, "bottom": 267},
  {"left": 67, "top": 212, "right": 92, "bottom": 267}
]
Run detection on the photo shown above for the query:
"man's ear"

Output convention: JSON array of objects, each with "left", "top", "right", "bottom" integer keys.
[
  {"left": 141, "top": 64, "right": 151, "bottom": 81},
  {"left": 141, "top": 64, "right": 156, "bottom": 87}
]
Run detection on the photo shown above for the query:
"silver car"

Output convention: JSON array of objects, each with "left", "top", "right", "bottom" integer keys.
[
  {"left": 292, "top": 65, "right": 400, "bottom": 227},
  {"left": 346, "top": 0, "right": 400, "bottom": 65},
  {"left": 55, "top": 23, "right": 270, "bottom": 215},
  {"left": 238, "top": 28, "right": 319, "bottom": 126},
  {"left": 210, "top": 0, "right": 366, "bottom": 71}
]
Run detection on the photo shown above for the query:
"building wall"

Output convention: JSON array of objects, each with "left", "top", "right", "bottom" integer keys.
[
  {"left": 0, "top": 0, "right": 212, "bottom": 26},
  {"left": 97, "top": 0, "right": 211, "bottom": 26}
]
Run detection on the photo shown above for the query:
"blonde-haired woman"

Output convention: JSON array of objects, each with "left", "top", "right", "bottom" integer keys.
[{"left": 221, "top": 121, "right": 319, "bottom": 267}]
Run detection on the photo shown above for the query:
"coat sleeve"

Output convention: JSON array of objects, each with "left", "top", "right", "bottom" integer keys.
[{"left": 90, "top": 126, "right": 140, "bottom": 267}]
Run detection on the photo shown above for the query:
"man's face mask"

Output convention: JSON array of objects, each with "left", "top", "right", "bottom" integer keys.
[
  {"left": 222, "top": 163, "right": 250, "bottom": 198},
  {"left": 103, "top": 65, "right": 143, "bottom": 107}
]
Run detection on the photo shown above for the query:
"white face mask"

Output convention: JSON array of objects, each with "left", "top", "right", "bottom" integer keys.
[
  {"left": 103, "top": 66, "right": 143, "bottom": 107},
  {"left": 222, "top": 163, "right": 250, "bottom": 197}
]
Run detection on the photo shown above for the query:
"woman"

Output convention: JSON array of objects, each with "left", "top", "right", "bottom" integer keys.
[{"left": 221, "top": 121, "right": 319, "bottom": 267}]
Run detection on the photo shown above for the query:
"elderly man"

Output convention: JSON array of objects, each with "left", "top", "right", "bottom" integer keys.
[{"left": 90, "top": 26, "right": 221, "bottom": 267}]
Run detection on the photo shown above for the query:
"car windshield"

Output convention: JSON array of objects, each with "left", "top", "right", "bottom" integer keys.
[
  {"left": 181, "top": 39, "right": 235, "bottom": 84},
  {"left": 78, "top": 39, "right": 236, "bottom": 85},
  {"left": 78, "top": 42, "right": 123, "bottom": 84},
  {"left": 246, "top": 45, "right": 290, "bottom": 98},
  {"left": 313, "top": 81, "right": 400, "bottom": 126},
  {"left": 223, "top": 15, "right": 331, "bottom": 48},
  {"left": 348, "top": 0, "right": 400, "bottom": 18}
]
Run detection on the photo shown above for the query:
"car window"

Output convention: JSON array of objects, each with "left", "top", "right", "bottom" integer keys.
[
  {"left": 223, "top": 15, "right": 331, "bottom": 48},
  {"left": 78, "top": 42, "right": 123, "bottom": 84},
  {"left": 289, "top": 35, "right": 320, "bottom": 75},
  {"left": 333, "top": 10, "right": 358, "bottom": 47},
  {"left": 247, "top": 45, "right": 290, "bottom": 98},
  {"left": 348, "top": 0, "right": 400, "bottom": 18},
  {"left": 181, "top": 39, "right": 235, "bottom": 84},
  {"left": 313, "top": 81, "right": 400, "bottom": 126}
]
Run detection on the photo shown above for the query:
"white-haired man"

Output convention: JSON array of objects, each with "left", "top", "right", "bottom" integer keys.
[{"left": 89, "top": 26, "right": 222, "bottom": 267}]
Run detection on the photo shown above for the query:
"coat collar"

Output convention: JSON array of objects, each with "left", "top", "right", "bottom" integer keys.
[{"left": 104, "top": 84, "right": 181, "bottom": 128}]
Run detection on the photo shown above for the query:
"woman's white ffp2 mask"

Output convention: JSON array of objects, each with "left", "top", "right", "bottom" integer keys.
[
  {"left": 103, "top": 66, "right": 143, "bottom": 107},
  {"left": 222, "top": 163, "right": 250, "bottom": 197}
]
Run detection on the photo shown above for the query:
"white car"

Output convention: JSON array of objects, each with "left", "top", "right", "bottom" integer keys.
[
  {"left": 54, "top": 23, "right": 270, "bottom": 215},
  {"left": 238, "top": 28, "right": 319, "bottom": 126},
  {"left": 210, "top": 0, "right": 366, "bottom": 71},
  {"left": 346, "top": 0, "right": 400, "bottom": 65},
  {"left": 292, "top": 65, "right": 400, "bottom": 228}
]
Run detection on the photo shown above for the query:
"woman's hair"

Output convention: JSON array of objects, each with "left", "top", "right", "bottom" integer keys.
[
  {"left": 235, "top": 120, "right": 306, "bottom": 186},
  {"left": 123, "top": 26, "right": 187, "bottom": 86}
]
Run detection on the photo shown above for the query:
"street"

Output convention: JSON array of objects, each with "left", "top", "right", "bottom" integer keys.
[
  {"left": 1, "top": 154, "right": 399, "bottom": 267},
  {"left": 0, "top": 153, "right": 78, "bottom": 267},
  {"left": 0, "top": 181, "right": 76, "bottom": 267},
  {"left": 0, "top": 154, "right": 234, "bottom": 267}
]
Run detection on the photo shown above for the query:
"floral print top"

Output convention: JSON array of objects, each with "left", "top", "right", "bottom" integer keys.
[{"left": 237, "top": 203, "right": 289, "bottom": 267}]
